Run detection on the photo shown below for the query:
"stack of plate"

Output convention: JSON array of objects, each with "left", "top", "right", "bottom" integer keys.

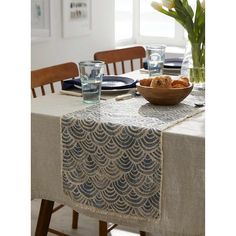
[
  {"left": 163, "top": 58, "right": 183, "bottom": 75},
  {"left": 142, "top": 58, "right": 183, "bottom": 76}
]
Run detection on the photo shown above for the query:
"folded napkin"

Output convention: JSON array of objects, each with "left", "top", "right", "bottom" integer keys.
[{"left": 62, "top": 78, "right": 81, "bottom": 90}]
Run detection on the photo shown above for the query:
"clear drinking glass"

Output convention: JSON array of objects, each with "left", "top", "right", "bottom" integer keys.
[
  {"left": 146, "top": 45, "right": 166, "bottom": 77},
  {"left": 79, "top": 60, "right": 105, "bottom": 104}
]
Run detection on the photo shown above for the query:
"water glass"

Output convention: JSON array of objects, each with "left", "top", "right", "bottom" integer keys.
[
  {"left": 79, "top": 60, "right": 105, "bottom": 104},
  {"left": 146, "top": 45, "right": 166, "bottom": 77}
]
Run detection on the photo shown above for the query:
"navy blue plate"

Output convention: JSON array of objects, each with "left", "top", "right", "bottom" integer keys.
[
  {"left": 62, "top": 76, "right": 137, "bottom": 91},
  {"left": 101, "top": 76, "right": 136, "bottom": 89}
]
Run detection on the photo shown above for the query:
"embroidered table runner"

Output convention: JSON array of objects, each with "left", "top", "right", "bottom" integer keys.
[{"left": 61, "top": 91, "right": 204, "bottom": 223}]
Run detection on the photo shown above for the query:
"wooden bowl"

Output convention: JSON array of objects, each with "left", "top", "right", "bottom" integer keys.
[{"left": 136, "top": 83, "right": 193, "bottom": 105}]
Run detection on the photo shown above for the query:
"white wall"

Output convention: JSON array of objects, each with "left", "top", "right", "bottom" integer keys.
[{"left": 31, "top": 0, "right": 115, "bottom": 70}]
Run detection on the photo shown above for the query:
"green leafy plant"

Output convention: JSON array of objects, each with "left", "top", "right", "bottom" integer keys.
[{"left": 151, "top": 0, "right": 205, "bottom": 71}]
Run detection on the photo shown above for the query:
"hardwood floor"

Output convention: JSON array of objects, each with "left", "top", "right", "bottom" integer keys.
[{"left": 31, "top": 199, "right": 147, "bottom": 236}]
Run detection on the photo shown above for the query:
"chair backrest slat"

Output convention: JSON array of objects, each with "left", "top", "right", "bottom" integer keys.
[
  {"left": 140, "top": 58, "right": 143, "bottom": 68},
  {"left": 31, "top": 62, "right": 79, "bottom": 98},
  {"left": 106, "top": 64, "right": 110, "bottom": 75},
  {"left": 32, "top": 88, "right": 36, "bottom": 98},
  {"left": 113, "top": 63, "right": 117, "bottom": 75},
  {"left": 130, "top": 60, "right": 134, "bottom": 71},
  {"left": 94, "top": 46, "right": 146, "bottom": 75},
  {"left": 121, "top": 61, "right": 125, "bottom": 74},
  {"left": 40, "top": 86, "right": 45, "bottom": 96},
  {"left": 50, "top": 83, "right": 55, "bottom": 93}
]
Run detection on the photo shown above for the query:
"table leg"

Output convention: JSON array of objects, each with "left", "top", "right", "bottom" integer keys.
[
  {"left": 99, "top": 220, "right": 108, "bottom": 236},
  {"left": 35, "top": 199, "right": 54, "bottom": 236}
]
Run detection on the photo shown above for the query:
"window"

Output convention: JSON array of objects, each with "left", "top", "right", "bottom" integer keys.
[
  {"left": 140, "top": 0, "right": 175, "bottom": 38},
  {"left": 115, "top": 0, "right": 196, "bottom": 47},
  {"left": 115, "top": 0, "right": 133, "bottom": 42}
]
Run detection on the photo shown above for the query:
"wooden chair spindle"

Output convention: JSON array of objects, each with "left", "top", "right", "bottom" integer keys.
[
  {"left": 121, "top": 61, "right": 125, "bottom": 74},
  {"left": 40, "top": 85, "right": 45, "bottom": 96},
  {"left": 50, "top": 83, "right": 55, "bottom": 93},
  {"left": 130, "top": 59, "right": 134, "bottom": 71},
  {"left": 106, "top": 64, "right": 110, "bottom": 75},
  {"left": 113, "top": 63, "right": 117, "bottom": 75},
  {"left": 32, "top": 88, "right": 36, "bottom": 98}
]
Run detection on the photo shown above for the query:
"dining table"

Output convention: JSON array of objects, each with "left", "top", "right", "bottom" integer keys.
[{"left": 31, "top": 70, "right": 205, "bottom": 236}]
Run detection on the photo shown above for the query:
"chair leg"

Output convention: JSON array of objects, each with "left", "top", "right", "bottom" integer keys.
[
  {"left": 140, "top": 231, "right": 146, "bottom": 236},
  {"left": 99, "top": 220, "right": 108, "bottom": 236},
  {"left": 72, "top": 210, "right": 79, "bottom": 229},
  {"left": 35, "top": 199, "right": 54, "bottom": 236}
]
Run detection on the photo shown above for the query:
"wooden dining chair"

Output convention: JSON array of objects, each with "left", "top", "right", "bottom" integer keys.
[
  {"left": 31, "top": 62, "right": 79, "bottom": 236},
  {"left": 94, "top": 46, "right": 146, "bottom": 75},
  {"left": 31, "top": 62, "right": 79, "bottom": 98},
  {"left": 32, "top": 62, "right": 146, "bottom": 236},
  {"left": 95, "top": 47, "right": 147, "bottom": 235}
]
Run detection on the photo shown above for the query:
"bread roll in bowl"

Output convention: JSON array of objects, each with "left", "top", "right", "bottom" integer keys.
[
  {"left": 150, "top": 75, "right": 172, "bottom": 88},
  {"left": 139, "top": 78, "right": 152, "bottom": 87},
  {"left": 139, "top": 75, "right": 190, "bottom": 89},
  {"left": 179, "top": 76, "right": 190, "bottom": 86}
]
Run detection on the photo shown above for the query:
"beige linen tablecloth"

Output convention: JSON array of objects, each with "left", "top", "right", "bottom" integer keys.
[{"left": 31, "top": 94, "right": 205, "bottom": 236}]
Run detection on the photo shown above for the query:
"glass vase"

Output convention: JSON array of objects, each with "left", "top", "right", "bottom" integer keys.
[
  {"left": 181, "top": 40, "right": 205, "bottom": 89},
  {"left": 180, "top": 40, "right": 193, "bottom": 76},
  {"left": 189, "top": 67, "right": 205, "bottom": 90}
]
